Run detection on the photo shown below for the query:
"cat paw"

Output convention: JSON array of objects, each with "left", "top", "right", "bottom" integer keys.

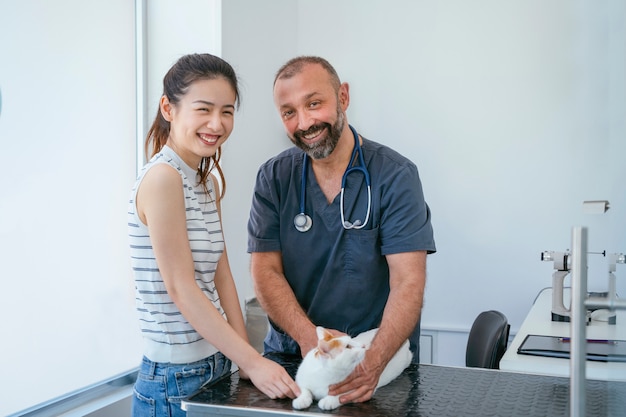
[
  {"left": 318, "top": 396, "right": 341, "bottom": 410},
  {"left": 292, "top": 392, "right": 313, "bottom": 410}
]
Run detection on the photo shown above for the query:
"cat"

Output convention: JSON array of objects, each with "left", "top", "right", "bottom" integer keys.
[{"left": 292, "top": 326, "right": 412, "bottom": 411}]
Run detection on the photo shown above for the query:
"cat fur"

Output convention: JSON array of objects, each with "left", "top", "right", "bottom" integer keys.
[{"left": 292, "top": 326, "right": 412, "bottom": 410}]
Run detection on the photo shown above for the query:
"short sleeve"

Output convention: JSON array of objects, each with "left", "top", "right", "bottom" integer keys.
[
  {"left": 247, "top": 167, "right": 282, "bottom": 253},
  {"left": 379, "top": 163, "right": 436, "bottom": 255}
]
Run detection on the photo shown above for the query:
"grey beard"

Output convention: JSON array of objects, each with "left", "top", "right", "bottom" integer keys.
[{"left": 298, "top": 110, "right": 345, "bottom": 160}]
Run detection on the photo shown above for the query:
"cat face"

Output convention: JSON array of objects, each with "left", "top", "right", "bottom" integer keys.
[{"left": 314, "top": 327, "right": 366, "bottom": 369}]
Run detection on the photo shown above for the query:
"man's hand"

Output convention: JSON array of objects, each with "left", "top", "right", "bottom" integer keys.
[{"left": 327, "top": 351, "right": 384, "bottom": 405}]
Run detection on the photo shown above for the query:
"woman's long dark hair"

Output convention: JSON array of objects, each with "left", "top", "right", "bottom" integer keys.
[{"left": 145, "top": 53, "right": 240, "bottom": 198}]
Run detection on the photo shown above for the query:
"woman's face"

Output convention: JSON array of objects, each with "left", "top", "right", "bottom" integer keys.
[{"left": 161, "top": 77, "right": 236, "bottom": 168}]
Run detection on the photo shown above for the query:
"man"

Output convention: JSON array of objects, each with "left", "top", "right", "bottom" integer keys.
[{"left": 247, "top": 56, "right": 436, "bottom": 405}]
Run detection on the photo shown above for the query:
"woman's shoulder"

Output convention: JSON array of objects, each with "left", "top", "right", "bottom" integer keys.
[
  {"left": 139, "top": 160, "right": 184, "bottom": 196},
  {"left": 144, "top": 153, "right": 182, "bottom": 177}
]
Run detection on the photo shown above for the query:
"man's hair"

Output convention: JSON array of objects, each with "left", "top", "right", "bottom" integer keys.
[{"left": 274, "top": 56, "right": 341, "bottom": 91}]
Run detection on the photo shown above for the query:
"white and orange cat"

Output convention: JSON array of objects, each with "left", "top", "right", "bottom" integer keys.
[{"left": 292, "top": 326, "right": 412, "bottom": 411}]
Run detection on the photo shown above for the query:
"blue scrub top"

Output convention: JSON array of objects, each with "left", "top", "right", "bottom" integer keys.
[{"left": 248, "top": 136, "right": 436, "bottom": 359}]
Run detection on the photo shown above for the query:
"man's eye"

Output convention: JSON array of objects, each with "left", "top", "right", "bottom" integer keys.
[{"left": 282, "top": 110, "right": 294, "bottom": 119}]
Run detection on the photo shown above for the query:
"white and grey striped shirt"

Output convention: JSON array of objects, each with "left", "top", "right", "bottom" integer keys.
[{"left": 128, "top": 145, "right": 225, "bottom": 364}]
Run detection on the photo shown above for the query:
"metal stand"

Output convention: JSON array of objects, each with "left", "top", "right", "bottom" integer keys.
[
  {"left": 569, "top": 227, "right": 626, "bottom": 417},
  {"left": 541, "top": 250, "right": 573, "bottom": 322}
]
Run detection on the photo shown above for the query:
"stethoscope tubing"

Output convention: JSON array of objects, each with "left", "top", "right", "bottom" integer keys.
[
  {"left": 294, "top": 125, "right": 371, "bottom": 232},
  {"left": 294, "top": 154, "right": 313, "bottom": 232}
]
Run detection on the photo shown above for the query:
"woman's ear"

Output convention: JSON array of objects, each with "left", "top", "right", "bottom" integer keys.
[{"left": 160, "top": 95, "right": 173, "bottom": 122}]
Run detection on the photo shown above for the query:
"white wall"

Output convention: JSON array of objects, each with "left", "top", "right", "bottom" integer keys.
[
  {"left": 222, "top": 0, "right": 626, "bottom": 366},
  {"left": 144, "top": 0, "right": 222, "bottom": 154},
  {"left": 0, "top": 1, "right": 140, "bottom": 415}
]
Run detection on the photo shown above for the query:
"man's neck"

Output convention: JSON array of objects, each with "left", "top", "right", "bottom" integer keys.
[{"left": 310, "top": 125, "right": 358, "bottom": 203}]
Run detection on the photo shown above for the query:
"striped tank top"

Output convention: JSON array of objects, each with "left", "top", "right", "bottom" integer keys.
[{"left": 128, "top": 145, "right": 225, "bottom": 363}]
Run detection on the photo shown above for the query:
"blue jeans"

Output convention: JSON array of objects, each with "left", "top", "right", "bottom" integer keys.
[{"left": 132, "top": 353, "right": 231, "bottom": 417}]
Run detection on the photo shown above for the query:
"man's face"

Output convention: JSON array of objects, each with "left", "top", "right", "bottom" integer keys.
[{"left": 273, "top": 64, "right": 346, "bottom": 160}]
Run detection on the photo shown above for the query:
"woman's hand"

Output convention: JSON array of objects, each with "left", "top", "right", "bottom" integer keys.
[{"left": 242, "top": 357, "right": 301, "bottom": 399}]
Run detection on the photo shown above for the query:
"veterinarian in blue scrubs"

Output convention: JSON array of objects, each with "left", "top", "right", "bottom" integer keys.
[{"left": 248, "top": 56, "right": 436, "bottom": 406}]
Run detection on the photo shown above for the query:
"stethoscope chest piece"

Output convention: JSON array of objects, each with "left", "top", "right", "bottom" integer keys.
[{"left": 294, "top": 212, "right": 312, "bottom": 233}]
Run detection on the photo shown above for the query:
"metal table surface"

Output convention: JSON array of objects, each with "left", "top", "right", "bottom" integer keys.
[{"left": 182, "top": 355, "right": 626, "bottom": 417}]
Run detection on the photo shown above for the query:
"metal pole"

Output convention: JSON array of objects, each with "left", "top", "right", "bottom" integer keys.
[
  {"left": 585, "top": 296, "right": 626, "bottom": 310},
  {"left": 570, "top": 226, "right": 587, "bottom": 417}
]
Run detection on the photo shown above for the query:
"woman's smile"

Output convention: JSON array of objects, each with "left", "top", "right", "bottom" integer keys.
[{"left": 198, "top": 132, "right": 220, "bottom": 146}]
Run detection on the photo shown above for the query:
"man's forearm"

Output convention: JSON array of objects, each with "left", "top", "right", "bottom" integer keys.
[
  {"left": 369, "top": 251, "right": 426, "bottom": 367},
  {"left": 251, "top": 252, "right": 317, "bottom": 353}
]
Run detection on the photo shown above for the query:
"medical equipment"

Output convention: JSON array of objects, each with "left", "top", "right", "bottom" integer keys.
[
  {"left": 294, "top": 125, "right": 371, "bottom": 232},
  {"left": 567, "top": 227, "right": 626, "bottom": 417},
  {"left": 541, "top": 249, "right": 624, "bottom": 324}
]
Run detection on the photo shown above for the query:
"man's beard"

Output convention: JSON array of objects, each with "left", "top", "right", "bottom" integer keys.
[{"left": 291, "top": 110, "right": 345, "bottom": 160}]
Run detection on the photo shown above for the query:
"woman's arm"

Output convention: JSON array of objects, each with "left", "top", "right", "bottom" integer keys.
[
  {"left": 136, "top": 165, "right": 299, "bottom": 399},
  {"left": 211, "top": 174, "right": 255, "bottom": 377}
]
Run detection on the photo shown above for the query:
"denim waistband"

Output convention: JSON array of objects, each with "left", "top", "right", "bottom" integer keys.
[{"left": 139, "top": 352, "right": 227, "bottom": 377}]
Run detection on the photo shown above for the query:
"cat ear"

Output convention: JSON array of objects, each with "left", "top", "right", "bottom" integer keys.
[
  {"left": 315, "top": 327, "right": 335, "bottom": 358},
  {"left": 317, "top": 339, "right": 333, "bottom": 356},
  {"left": 316, "top": 326, "right": 334, "bottom": 341}
]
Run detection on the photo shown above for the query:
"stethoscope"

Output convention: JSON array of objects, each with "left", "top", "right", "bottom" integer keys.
[{"left": 294, "top": 125, "right": 371, "bottom": 232}]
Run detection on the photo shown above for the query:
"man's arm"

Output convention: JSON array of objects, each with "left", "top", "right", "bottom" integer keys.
[
  {"left": 250, "top": 251, "right": 319, "bottom": 356},
  {"left": 329, "top": 250, "right": 427, "bottom": 404}
]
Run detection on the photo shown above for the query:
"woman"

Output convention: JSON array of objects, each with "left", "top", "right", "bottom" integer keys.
[{"left": 128, "top": 53, "right": 299, "bottom": 417}]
